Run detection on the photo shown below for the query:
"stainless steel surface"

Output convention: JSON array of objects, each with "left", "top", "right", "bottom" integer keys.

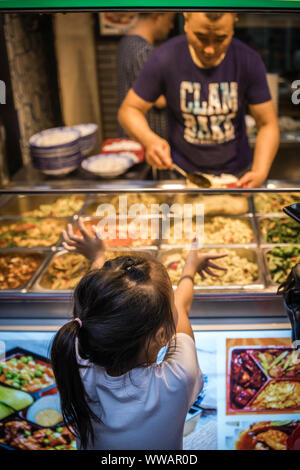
[{"left": 1, "top": 179, "right": 300, "bottom": 194}]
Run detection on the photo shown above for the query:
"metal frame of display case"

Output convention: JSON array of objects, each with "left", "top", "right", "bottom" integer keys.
[{"left": 0, "top": 180, "right": 299, "bottom": 326}]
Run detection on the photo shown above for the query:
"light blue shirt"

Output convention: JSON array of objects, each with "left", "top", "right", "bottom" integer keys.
[{"left": 76, "top": 333, "right": 203, "bottom": 450}]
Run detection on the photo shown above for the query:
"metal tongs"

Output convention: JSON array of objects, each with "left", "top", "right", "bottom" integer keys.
[
  {"left": 172, "top": 163, "right": 211, "bottom": 188},
  {"left": 278, "top": 264, "right": 300, "bottom": 350}
]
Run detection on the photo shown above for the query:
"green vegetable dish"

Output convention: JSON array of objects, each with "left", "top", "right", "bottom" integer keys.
[
  {"left": 260, "top": 218, "right": 300, "bottom": 244},
  {"left": 266, "top": 246, "right": 300, "bottom": 284}
]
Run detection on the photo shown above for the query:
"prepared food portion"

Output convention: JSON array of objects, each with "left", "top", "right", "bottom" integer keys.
[
  {"left": 259, "top": 217, "right": 300, "bottom": 244},
  {"left": 0, "top": 254, "right": 43, "bottom": 289},
  {"left": 235, "top": 421, "right": 299, "bottom": 450},
  {"left": 164, "top": 217, "right": 254, "bottom": 245},
  {"left": 39, "top": 250, "right": 153, "bottom": 290},
  {"left": 85, "top": 193, "right": 168, "bottom": 216},
  {"left": 0, "top": 420, "right": 76, "bottom": 450},
  {"left": 253, "top": 349, "right": 300, "bottom": 379},
  {"left": 230, "top": 350, "right": 267, "bottom": 409},
  {"left": 266, "top": 246, "right": 300, "bottom": 284},
  {"left": 254, "top": 193, "right": 300, "bottom": 214},
  {"left": 250, "top": 381, "right": 300, "bottom": 410},
  {"left": 161, "top": 248, "right": 259, "bottom": 286},
  {"left": 75, "top": 219, "right": 156, "bottom": 247},
  {"left": 39, "top": 253, "right": 90, "bottom": 290},
  {"left": 22, "top": 195, "right": 84, "bottom": 217},
  {"left": 171, "top": 194, "right": 248, "bottom": 216},
  {"left": 0, "top": 218, "right": 66, "bottom": 248},
  {"left": 0, "top": 355, "right": 55, "bottom": 393}
]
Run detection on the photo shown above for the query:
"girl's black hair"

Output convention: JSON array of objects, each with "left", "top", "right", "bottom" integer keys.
[{"left": 51, "top": 253, "right": 175, "bottom": 449}]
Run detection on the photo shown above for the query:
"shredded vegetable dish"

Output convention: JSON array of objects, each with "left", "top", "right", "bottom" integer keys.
[
  {"left": 22, "top": 195, "right": 83, "bottom": 217},
  {"left": 0, "top": 355, "right": 55, "bottom": 393},
  {"left": 161, "top": 248, "right": 259, "bottom": 286},
  {"left": 0, "top": 218, "right": 66, "bottom": 247},
  {"left": 254, "top": 193, "right": 300, "bottom": 213},
  {"left": 0, "top": 254, "right": 42, "bottom": 289},
  {"left": 40, "top": 253, "right": 90, "bottom": 290}
]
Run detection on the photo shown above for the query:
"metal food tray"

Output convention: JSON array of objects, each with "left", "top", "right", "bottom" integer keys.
[
  {"left": 253, "top": 192, "right": 300, "bottom": 216},
  {"left": 168, "top": 192, "right": 254, "bottom": 217},
  {"left": 0, "top": 249, "right": 51, "bottom": 294},
  {"left": 256, "top": 214, "right": 300, "bottom": 245},
  {"left": 0, "top": 193, "right": 86, "bottom": 218},
  {"left": 0, "top": 216, "right": 71, "bottom": 250},
  {"left": 160, "top": 214, "right": 258, "bottom": 249},
  {"left": 157, "top": 245, "right": 266, "bottom": 292},
  {"left": 227, "top": 345, "right": 300, "bottom": 414},
  {"left": 81, "top": 192, "right": 174, "bottom": 218},
  {"left": 262, "top": 244, "right": 300, "bottom": 289},
  {"left": 31, "top": 248, "right": 158, "bottom": 294}
]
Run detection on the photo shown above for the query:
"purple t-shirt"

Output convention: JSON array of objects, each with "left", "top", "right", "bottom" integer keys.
[{"left": 133, "top": 35, "right": 271, "bottom": 175}]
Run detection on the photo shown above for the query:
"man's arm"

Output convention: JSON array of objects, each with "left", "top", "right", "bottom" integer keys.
[
  {"left": 118, "top": 89, "right": 172, "bottom": 169},
  {"left": 237, "top": 101, "right": 280, "bottom": 188}
]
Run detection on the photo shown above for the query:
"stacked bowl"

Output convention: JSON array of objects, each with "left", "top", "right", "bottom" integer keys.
[
  {"left": 72, "top": 123, "right": 98, "bottom": 157},
  {"left": 29, "top": 124, "right": 98, "bottom": 175},
  {"left": 29, "top": 127, "right": 82, "bottom": 176}
]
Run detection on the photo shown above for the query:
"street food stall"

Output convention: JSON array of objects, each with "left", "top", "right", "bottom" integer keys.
[
  {"left": 0, "top": 182, "right": 299, "bottom": 450},
  {"left": 0, "top": 3, "right": 300, "bottom": 452}
]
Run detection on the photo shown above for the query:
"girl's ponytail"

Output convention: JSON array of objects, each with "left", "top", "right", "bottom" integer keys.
[{"left": 50, "top": 319, "right": 100, "bottom": 449}]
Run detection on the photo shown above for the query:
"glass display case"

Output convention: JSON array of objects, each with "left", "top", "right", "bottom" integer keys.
[{"left": 0, "top": 181, "right": 299, "bottom": 323}]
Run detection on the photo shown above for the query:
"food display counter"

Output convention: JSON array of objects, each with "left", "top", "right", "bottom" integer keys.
[{"left": 0, "top": 181, "right": 299, "bottom": 451}]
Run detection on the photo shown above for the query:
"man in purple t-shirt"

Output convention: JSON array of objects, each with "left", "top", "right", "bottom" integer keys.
[{"left": 118, "top": 12, "right": 279, "bottom": 188}]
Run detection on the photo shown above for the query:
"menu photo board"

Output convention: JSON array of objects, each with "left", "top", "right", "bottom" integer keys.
[{"left": 0, "top": 329, "right": 299, "bottom": 451}]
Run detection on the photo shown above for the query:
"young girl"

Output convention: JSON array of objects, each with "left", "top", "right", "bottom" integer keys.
[{"left": 51, "top": 217, "right": 226, "bottom": 450}]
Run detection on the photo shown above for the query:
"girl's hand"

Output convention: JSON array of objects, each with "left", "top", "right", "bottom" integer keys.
[
  {"left": 62, "top": 217, "right": 105, "bottom": 265},
  {"left": 184, "top": 249, "right": 228, "bottom": 280}
]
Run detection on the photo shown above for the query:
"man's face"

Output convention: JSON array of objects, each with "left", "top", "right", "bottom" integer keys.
[{"left": 184, "top": 13, "right": 235, "bottom": 68}]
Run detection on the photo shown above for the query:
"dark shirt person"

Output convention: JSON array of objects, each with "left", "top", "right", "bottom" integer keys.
[
  {"left": 117, "top": 12, "right": 175, "bottom": 140},
  {"left": 118, "top": 12, "right": 280, "bottom": 188}
]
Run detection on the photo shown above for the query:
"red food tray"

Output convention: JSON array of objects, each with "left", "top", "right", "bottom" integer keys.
[
  {"left": 101, "top": 138, "right": 144, "bottom": 163},
  {"left": 227, "top": 346, "right": 300, "bottom": 414}
]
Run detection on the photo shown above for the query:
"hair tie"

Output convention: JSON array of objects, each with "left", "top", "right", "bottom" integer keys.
[{"left": 74, "top": 317, "right": 82, "bottom": 328}]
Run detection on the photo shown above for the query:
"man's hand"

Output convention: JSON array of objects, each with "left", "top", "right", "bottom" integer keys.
[
  {"left": 62, "top": 217, "right": 105, "bottom": 268},
  {"left": 236, "top": 170, "right": 267, "bottom": 189},
  {"left": 145, "top": 135, "right": 173, "bottom": 169}
]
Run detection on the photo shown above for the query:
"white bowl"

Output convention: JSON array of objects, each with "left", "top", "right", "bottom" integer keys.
[
  {"left": 82, "top": 153, "right": 135, "bottom": 178},
  {"left": 26, "top": 394, "right": 62, "bottom": 427}
]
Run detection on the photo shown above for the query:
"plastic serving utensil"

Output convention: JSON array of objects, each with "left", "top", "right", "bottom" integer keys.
[{"left": 172, "top": 163, "right": 211, "bottom": 188}]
